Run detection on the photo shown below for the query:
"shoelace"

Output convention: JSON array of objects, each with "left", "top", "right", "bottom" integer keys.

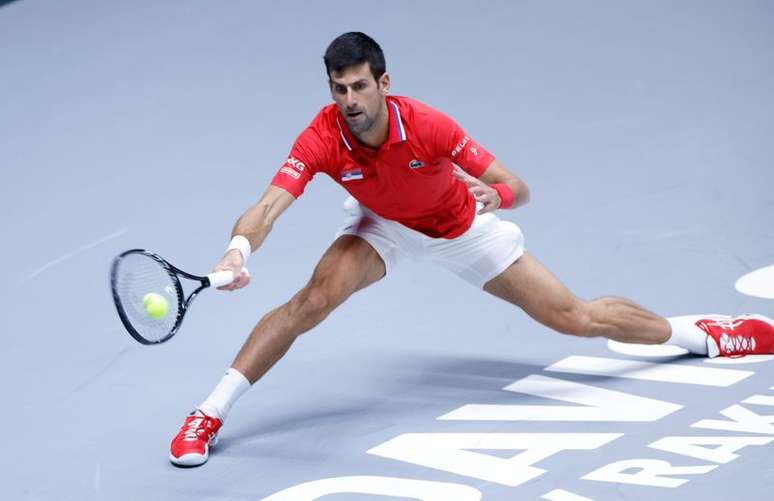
[
  {"left": 181, "top": 416, "right": 211, "bottom": 442},
  {"left": 720, "top": 332, "right": 756, "bottom": 355}
]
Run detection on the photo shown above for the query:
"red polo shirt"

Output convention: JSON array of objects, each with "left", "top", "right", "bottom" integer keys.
[{"left": 271, "top": 96, "right": 495, "bottom": 238}]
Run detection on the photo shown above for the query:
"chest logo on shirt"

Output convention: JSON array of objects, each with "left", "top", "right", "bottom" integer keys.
[
  {"left": 341, "top": 168, "right": 364, "bottom": 182},
  {"left": 408, "top": 159, "right": 425, "bottom": 169}
]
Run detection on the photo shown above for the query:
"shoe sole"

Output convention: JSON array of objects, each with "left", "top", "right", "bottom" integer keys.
[{"left": 169, "top": 435, "right": 217, "bottom": 467}]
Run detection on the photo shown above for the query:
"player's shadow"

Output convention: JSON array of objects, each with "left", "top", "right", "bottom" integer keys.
[
  {"left": 216, "top": 355, "right": 552, "bottom": 458},
  {"left": 216, "top": 351, "right": 695, "bottom": 461}
]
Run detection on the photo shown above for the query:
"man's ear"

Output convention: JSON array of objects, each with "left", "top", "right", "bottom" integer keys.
[{"left": 379, "top": 72, "right": 391, "bottom": 95}]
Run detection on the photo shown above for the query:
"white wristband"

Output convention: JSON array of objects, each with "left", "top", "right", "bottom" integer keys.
[{"left": 227, "top": 235, "right": 252, "bottom": 263}]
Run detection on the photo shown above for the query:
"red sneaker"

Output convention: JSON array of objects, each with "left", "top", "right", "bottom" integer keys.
[
  {"left": 697, "top": 314, "right": 774, "bottom": 358},
  {"left": 169, "top": 410, "right": 222, "bottom": 466}
]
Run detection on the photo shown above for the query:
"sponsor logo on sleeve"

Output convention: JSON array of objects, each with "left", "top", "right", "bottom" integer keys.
[
  {"left": 280, "top": 166, "right": 301, "bottom": 179},
  {"left": 469, "top": 146, "right": 479, "bottom": 156},
  {"left": 284, "top": 157, "right": 306, "bottom": 172},
  {"left": 450, "top": 136, "right": 471, "bottom": 158}
]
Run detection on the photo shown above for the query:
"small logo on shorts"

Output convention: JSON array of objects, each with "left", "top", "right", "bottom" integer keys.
[{"left": 408, "top": 159, "right": 425, "bottom": 169}]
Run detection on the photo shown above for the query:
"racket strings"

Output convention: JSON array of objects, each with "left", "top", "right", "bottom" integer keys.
[{"left": 113, "top": 253, "right": 182, "bottom": 343}]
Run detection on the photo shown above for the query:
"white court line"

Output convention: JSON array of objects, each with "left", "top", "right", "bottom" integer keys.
[
  {"left": 542, "top": 489, "right": 593, "bottom": 501},
  {"left": 23, "top": 228, "right": 127, "bottom": 282},
  {"left": 735, "top": 264, "right": 774, "bottom": 299}
]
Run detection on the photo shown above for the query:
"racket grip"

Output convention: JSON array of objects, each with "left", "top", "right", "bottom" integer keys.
[{"left": 207, "top": 270, "right": 234, "bottom": 288}]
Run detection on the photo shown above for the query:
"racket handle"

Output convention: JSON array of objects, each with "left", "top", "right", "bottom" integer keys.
[
  {"left": 207, "top": 270, "right": 234, "bottom": 288},
  {"left": 206, "top": 268, "right": 249, "bottom": 288}
]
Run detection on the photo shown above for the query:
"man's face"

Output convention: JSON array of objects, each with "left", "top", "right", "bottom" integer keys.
[{"left": 329, "top": 62, "right": 389, "bottom": 135}]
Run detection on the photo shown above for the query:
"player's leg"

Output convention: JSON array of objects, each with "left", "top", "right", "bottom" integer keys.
[
  {"left": 170, "top": 234, "right": 385, "bottom": 466},
  {"left": 428, "top": 213, "right": 680, "bottom": 347},
  {"left": 483, "top": 252, "right": 774, "bottom": 357},
  {"left": 483, "top": 252, "right": 674, "bottom": 345},
  {"left": 231, "top": 234, "right": 385, "bottom": 384}
]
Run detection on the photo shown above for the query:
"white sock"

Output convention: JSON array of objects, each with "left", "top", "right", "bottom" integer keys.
[
  {"left": 198, "top": 368, "right": 251, "bottom": 421},
  {"left": 665, "top": 315, "right": 711, "bottom": 355}
]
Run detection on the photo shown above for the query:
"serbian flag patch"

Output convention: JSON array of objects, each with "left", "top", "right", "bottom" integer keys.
[{"left": 340, "top": 168, "right": 364, "bottom": 182}]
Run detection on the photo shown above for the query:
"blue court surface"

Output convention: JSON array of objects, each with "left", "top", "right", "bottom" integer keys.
[{"left": 2, "top": 1, "right": 773, "bottom": 500}]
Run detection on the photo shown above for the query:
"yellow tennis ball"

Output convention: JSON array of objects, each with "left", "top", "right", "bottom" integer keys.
[{"left": 143, "top": 292, "right": 169, "bottom": 320}]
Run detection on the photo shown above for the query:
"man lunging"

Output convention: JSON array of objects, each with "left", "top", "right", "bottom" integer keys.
[{"left": 169, "top": 32, "right": 774, "bottom": 466}]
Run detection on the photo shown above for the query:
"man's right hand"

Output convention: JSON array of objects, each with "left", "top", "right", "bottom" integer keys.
[{"left": 214, "top": 249, "right": 251, "bottom": 291}]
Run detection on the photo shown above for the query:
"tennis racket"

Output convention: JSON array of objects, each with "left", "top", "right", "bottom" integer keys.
[{"left": 110, "top": 249, "right": 237, "bottom": 345}]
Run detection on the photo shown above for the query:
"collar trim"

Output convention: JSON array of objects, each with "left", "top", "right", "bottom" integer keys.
[
  {"left": 335, "top": 98, "right": 407, "bottom": 150},
  {"left": 335, "top": 117, "right": 353, "bottom": 151},
  {"left": 389, "top": 100, "right": 407, "bottom": 143}
]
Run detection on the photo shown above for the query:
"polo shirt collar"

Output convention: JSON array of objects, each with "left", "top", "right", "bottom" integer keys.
[
  {"left": 386, "top": 98, "right": 407, "bottom": 145},
  {"left": 335, "top": 97, "right": 407, "bottom": 152}
]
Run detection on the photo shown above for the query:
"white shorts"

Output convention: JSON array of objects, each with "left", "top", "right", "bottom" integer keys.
[{"left": 334, "top": 197, "right": 526, "bottom": 288}]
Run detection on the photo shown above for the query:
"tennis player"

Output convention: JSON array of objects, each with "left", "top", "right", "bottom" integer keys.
[{"left": 169, "top": 32, "right": 774, "bottom": 466}]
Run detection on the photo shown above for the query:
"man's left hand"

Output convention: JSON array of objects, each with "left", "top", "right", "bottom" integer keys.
[{"left": 452, "top": 167, "right": 501, "bottom": 214}]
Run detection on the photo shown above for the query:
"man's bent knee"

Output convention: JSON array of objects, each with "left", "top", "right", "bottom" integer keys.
[
  {"left": 286, "top": 280, "right": 351, "bottom": 332},
  {"left": 280, "top": 235, "right": 384, "bottom": 336}
]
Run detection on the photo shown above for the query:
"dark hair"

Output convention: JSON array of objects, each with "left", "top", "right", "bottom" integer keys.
[{"left": 324, "top": 32, "right": 386, "bottom": 82}]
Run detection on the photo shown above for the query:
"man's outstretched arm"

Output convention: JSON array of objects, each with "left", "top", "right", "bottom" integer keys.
[{"left": 215, "top": 185, "right": 296, "bottom": 290}]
